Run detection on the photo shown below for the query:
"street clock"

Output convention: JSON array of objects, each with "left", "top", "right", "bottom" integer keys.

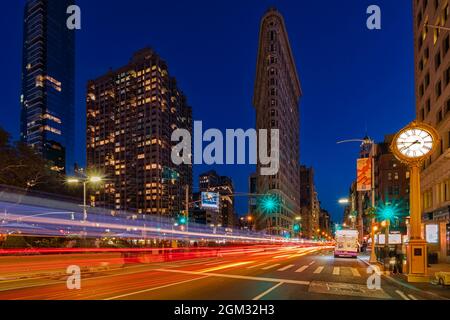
[
  {"left": 391, "top": 121, "right": 440, "bottom": 164},
  {"left": 390, "top": 121, "right": 441, "bottom": 282}
]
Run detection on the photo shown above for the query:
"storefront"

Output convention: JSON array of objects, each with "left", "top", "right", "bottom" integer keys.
[{"left": 423, "top": 206, "right": 450, "bottom": 263}]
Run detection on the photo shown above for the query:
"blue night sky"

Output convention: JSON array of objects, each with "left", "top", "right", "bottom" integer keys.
[{"left": 0, "top": 0, "right": 415, "bottom": 222}]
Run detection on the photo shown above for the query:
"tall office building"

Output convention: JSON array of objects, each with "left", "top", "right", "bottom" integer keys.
[
  {"left": 253, "top": 8, "right": 302, "bottom": 235},
  {"left": 299, "top": 166, "right": 320, "bottom": 239},
  {"left": 86, "top": 48, "right": 192, "bottom": 216},
  {"left": 413, "top": 1, "right": 450, "bottom": 263},
  {"left": 20, "top": 0, "right": 76, "bottom": 173},
  {"left": 199, "top": 170, "right": 236, "bottom": 227}
]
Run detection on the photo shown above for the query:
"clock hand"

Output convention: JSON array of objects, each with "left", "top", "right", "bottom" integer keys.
[{"left": 400, "top": 140, "right": 420, "bottom": 152}]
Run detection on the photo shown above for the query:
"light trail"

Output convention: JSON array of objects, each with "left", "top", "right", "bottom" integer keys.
[{"left": 0, "top": 213, "right": 333, "bottom": 246}]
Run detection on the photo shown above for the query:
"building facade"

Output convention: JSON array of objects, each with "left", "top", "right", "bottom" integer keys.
[
  {"left": 20, "top": 0, "right": 76, "bottom": 173},
  {"left": 374, "top": 135, "right": 410, "bottom": 234},
  {"left": 413, "top": 0, "right": 450, "bottom": 263},
  {"left": 86, "top": 48, "right": 192, "bottom": 217},
  {"left": 299, "top": 166, "right": 320, "bottom": 239},
  {"left": 253, "top": 8, "right": 302, "bottom": 235},
  {"left": 199, "top": 170, "right": 236, "bottom": 228},
  {"left": 319, "top": 209, "right": 331, "bottom": 237}
]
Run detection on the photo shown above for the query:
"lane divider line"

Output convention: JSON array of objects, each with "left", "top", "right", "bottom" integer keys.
[
  {"left": 253, "top": 282, "right": 284, "bottom": 301},
  {"left": 105, "top": 276, "right": 210, "bottom": 300},
  {"left": 155, "top": 268, "right": 311, "bottom": 286},
  {"left": 396, "top": 290, "right": 411, "bottom": 300}
]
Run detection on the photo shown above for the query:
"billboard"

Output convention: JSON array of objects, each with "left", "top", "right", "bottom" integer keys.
[
  {"left": 357, "top": 158, "right": 372, "bottom": 192},
  {"left": 201, "top": 192, "right": 220, "bottom": 210}
]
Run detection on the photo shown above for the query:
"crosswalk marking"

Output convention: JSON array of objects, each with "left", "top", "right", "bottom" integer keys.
[
  {"left": 408, "top": 294, "right": 418, "bottom": 300},
  {"left": 262, "top": 264, "right": 281, "bottom": 270},
  {"left": 333, "top": 267, "right": 340, "bottom": 275},
  {"left": 278, "top": 265, "right": 295, "bottom": 272},
  {"left": 309, "top": 261, "right": 316, "bottom": 266},
  {"left": 314, "top": 266, "right": 324, "bottom": 274},
  {"left": 351, "top": 268, "right": 361, "bottom": 277},
  {"left": 396, "top": 290, "right": 410, "bottom": 300},
  {"left": 295, "top": 265, "right": 309, "bottom": 273}
]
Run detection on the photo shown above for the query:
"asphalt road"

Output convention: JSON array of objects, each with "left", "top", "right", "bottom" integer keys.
[{"left": 0, "top": 246, "right": 444, "bottom": 300}]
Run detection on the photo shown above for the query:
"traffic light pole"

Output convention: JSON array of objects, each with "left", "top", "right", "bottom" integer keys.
[{"left": 185, "top": 184, "right": 189, "bottom": 233}]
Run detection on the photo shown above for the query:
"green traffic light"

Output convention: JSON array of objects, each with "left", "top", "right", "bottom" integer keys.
[
  {"left": 260, "top": 195, "right": 280, "bottom": 214},
  {"left": 179, "top": 216, "right": 187, "bottom": 225},
  {"left": 293, "top": 224, "right": 300, "bottom": 232}
]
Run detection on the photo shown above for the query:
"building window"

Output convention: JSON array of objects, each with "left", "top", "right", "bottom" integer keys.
[
  {"left": 436, "top": 51, "right": 442, "bottom": 70},
  {"left": 437, "top": 109, "right": 443, "bottom": 123},
  {"left": 436, "top": 80, "right": 442, "bottom": 98},
  {"left": 445, "top": 35, "right": 450, "bottom": 55},
  {"left": 444, "top": 4, "right": 450, "bottom": 25},
  {"left": 445, "top": 67, "right": 450, "bottom": 86},
  {"left": 423, "top": 189, "right": 433, "bottom": 209}
]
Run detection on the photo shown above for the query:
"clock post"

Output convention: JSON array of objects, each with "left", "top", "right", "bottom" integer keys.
[
  {"left": 406, "top": 162, "right": 428, "bottom": 282},
  {"left": 391, "top": 121, "right": 440, "bottom": 283}
]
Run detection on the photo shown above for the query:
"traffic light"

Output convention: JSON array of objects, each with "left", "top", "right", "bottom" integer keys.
[
  {"left": 179, "top": 216, "right": 187, "bottom": 225},
  {"left": 293, "top": 224, "right": 301, "bottom": 232},
  {"left": 259, "top": 194, "right": 280, "bottom": 214}
]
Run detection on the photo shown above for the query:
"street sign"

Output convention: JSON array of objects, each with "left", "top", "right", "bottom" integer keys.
[{"left": 201, "top": 192, "right": 220, "bottom": 209}]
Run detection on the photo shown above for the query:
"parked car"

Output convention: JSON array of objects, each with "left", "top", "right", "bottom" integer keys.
[{"left": 435, "top": 272, "right": 450, "bottom": 286}]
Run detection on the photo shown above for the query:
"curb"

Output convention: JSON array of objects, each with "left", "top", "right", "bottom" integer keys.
[{"left": 358, "top": 256, "right": 449, "bottom": 300}]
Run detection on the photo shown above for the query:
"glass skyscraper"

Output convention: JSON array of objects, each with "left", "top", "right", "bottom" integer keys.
[{"left": 20, "top": 0, "right": 75, "bottom": 173}]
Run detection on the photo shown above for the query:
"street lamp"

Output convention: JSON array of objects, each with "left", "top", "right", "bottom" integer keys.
[
  {"left": 67, "top": 175, "right": 103, "bottom": 221},
  {"left": 337, "top": 137, "right": 377, "bottom": 263}
]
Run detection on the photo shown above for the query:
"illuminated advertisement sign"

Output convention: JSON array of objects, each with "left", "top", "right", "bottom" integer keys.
[
  {"left": 426, "top": 224, "right": 439, "bottom": 244},
  {"left": 201, "top": 192, "right": 220, "bottom": 209},
  {"left": 357, "top": 158, "right": 372, "bottom": 192}
]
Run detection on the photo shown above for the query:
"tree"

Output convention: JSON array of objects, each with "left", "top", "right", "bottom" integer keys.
[{"left": 0, "top": 127, "right": 79, "bottom": 197}]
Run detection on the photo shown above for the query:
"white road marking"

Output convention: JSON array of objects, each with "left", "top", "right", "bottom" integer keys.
[
  {"left": 155, "top": 268, "right": 311, "bottom": 286},
  {"left": 396, "top": 290, "right": 411, "bottom": 300},
  {"left": 309, "top": 261, "right": 316, "bottom": 266},
  {"left": 278, "top": 265, "right": 295, "bottom": 272},
  {"left": 105, "top": 276, "right": 210, "bottom": 300},
  {"left": 333, "top": 267, "right": 340, "bottom": 275},
  {"left": 351, "top": 268, "right": 361, "bottom": 277},
  {"left": 253, "top": 282, "right": 284, "bottom": 301},
  {"left": 408, "top": 294, "right": 419, "bottom": 300},
  {"left": 295, "top": 265, "right": 309, "bottom": 273},
  {"left": 314, "top": 266, "right": 324, "bottom": 274},
  {"left": 262, "top": 264, "right": 281, "bottom": 270}
]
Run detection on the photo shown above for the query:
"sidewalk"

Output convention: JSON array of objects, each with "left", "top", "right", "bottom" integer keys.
[{"left": 358, "top": 251, "right": 450, "bottom": 300}]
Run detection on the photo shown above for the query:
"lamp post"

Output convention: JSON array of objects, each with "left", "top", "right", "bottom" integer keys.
[
  {"left": 337, "top": 137, "right": 377, "bottom": 263},
  {"left": 67, "top": 175, "right": 103, "bottom": 221}
]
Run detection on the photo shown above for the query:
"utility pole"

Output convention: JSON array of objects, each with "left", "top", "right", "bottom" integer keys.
[{"left": 185, "top": 184, "right": 189, "bottom": 233}]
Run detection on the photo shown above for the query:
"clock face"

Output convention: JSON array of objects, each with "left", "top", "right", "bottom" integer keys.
[{"left": 396, "top": 128, "right": 434, "bottom": 159}]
